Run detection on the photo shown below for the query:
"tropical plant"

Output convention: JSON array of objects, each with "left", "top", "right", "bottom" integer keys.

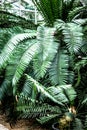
[
  {"left": 16, "top": 76, "right": 85, "bottom": 130},
  {"left": 17, "top": 76, "right": 77, "bottom": 128},
  {"left": 0, "top": 0, "right": 87, "bottom": 129}
]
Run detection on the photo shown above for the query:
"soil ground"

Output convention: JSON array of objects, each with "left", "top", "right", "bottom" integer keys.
[{"left": 0, "top": 112, "right": 50, "bottom": 130}]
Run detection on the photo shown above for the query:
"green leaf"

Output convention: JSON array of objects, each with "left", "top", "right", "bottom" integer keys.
[
  {"left": 25, "top": 75, "right": 64, "bottom": 106},
  {"left": 12, "top": 42, "right": 40, "bottom": 93},
  {"left": 0, "top": 32, "right": 36, "bottom": 71},
  {"left": 63, "top": 23, "right": 83, "bottom": 54},
  {"left": 47, "top": 86, "right": 68, "bottom": 103},
  {"left": 33, "top": 26, "right": 58, "bottom": 79},
  {"left": 47, "top": 84, "right": 77, "bottom": 104},
  {"left": 57, "top": 84, "right": 77, "bottom": 102},
  {"left": 49, "top": 49, "right": 73, "bottom": 85}
]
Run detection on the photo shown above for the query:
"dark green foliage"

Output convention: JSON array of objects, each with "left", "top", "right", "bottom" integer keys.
[
  {"left": 0, "top": 26, "right": 37, "bottom": 123},
  {"left": 16, "top": 76, "right": 77, "bottom": 125},
  {"left": 0, "top": 26, "right": 37, "bottom": 99},
  {"left": 0, "top": 0, "right": 87, "bottom": 129},
  {"left": 17, "top": 94, "right": 62, "bottom": 119},
  {"left": 32, "top": 0, "right": 85, "bottom": 26},
  {"left": 0, "top": 11, "right": 37, "bottom": 29},
  {"left": 72, "top": 118, "right": 84, "bottom": 130}
]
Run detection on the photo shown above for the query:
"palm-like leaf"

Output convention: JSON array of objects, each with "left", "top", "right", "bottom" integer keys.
[
  {"left": 0, "top": 0, "right": 86, "bottom": 127},
  {"left": 24, "top": 74, "right": 64, "bottom": 106},
  {"left": 82, "top": 95, "right": 87, "bottom": 105},
  {"left": 68, "top": 6, "right": 86, "bottom": 21},
  {"left": 16, "top": 83, "right": 76, "bottom": 124},
  {"left": 17, "top": 94, "right": 62, "bottom": 120},
  {"left": 21, "top": 79, "right": 33, "bottom": 97},
  {"left": 58, "top": 85, "right": 77, "bottom": 102},
  {"left": 32, "top": 0, "right": 62, "bottom": 26},
  {"left": 49, "top": 49, "right": 73, "bottom": 85},
  {"left": 0, "top": 38, "right": 36, "bottom": 100},
  {"left": 47, "top": 84, "right": 76, "bottom": 104},
  {"left": 12, "top": 42, "right": 40, "bottom": 93},
  {"left": 32, "top": 0, "right": 82, "bottom": 25},
  {"left": 0, "top": 10, "right": 36, "bottom": 29},
  {"left": 33, "top": 25, "right": 58, "bottom": 79},
  {"left": 0, "top": 32, "right": 36, "bottom": 71},
  {"left": 63, "top": 22, "right": 83, "bottom": 54},
  {"left": 0, "top": 27, "right": 37, "bottom": 100},
  {"left": 0, "top": 27, "right": 23, "bottom": 51}
]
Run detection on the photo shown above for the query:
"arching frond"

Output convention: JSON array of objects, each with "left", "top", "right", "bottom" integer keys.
[
  {"left": 21, "top": 79, "right": 33, "bottom": 97},
  {"left": 63, "top": 23, "right": 83, "bottom": 54},
  {"left": 0, "top": 26, "right": 26, "bottom": 52},
  {"left": 81, "top": 39, "right": 87, "bottom": 55},
  {"left": 33, "top": 26, "right": 58, "bottom": 79},
  {"left": 17, "top": 94, "right": 61, "bottom": 120},
  {"left": 23, "top": 75, "right": 64, "bottom": 106},
  {"left": 0, "top": 37, "right": 36, "bottom": 99},
  {"left": 0, "top": 32, "right": 36, "bottom": 71},
  {"left": 0, "top": 10, "right": 36, "bottom": 29},
  {"left": 68, "top": 6, "right": 87, "bottom": 21},
  {"left": 47, "top": 84, "right": 76, "bottom": 104},
  {"left": 75, "top": 57, "right": 87, "bottom": 70},
  {"left": 49, "top": 49, "right": 73, "bottom": 85},
  {"left": 32, "top": 0, "right": 81, "bottom": 25},
  {"left": 57, "top": 85, "right": 77, "bottom": 102},
  {"left": 0, "top": 28, "right": 10, "bottom": 52},
  {"left": 32, "top": 0, "right": 63, "bottom": 26},
  {"left": 16, "top": 84, "right": 76, "bottom": 124},
  {"left": 12, "top": 42, "right": 40, "bottom": 94}
]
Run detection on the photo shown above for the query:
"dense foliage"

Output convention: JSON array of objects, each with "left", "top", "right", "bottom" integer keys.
[{"left": 0, "top": 0, "right": 87, "bottom": 129}]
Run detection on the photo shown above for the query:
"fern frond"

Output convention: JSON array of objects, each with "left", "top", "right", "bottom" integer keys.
[
  {"left": 58, "top": 85, "right": 77, "bottom": 102},
  {"left": 47, "top": 84, "right": 77, "bottom": 104},
  {"left": 32, "top": 0, "right": 82, "bottom": 24},
  {"left": 12, "top": 42, "right": 39, "bottom": 94},
  {"left": 63, "top": 23, "right": 83, "bottom": 54},
  {"left": 47, "top": 86, "right": 68, "bottom": 103},
  {"left": 32, "top": 0, "right": 63, "bottom": 26},
  {"left": 17, "top": 94, "right": 61, "bottom": 120},
  {"left": 0, "top": 36, "right": 36, "bottom": 100},
  {"left": 81, "top": 41, "right": 87, "bottom": 55},
  {"left": 0, "top": 10, "right": 36, "bottom": 29},
  {"left": 33, "top": 25, "right": 58, "bottom": 79},
  {"left": 24, "top": 75, "right": 64, "bottom": 106},
  {"left": 49, "top": 49, "right": 73, "bottom": 85},
  {"left": 0, "top": 32, "right": 36, "bottom": 71},
  {"left": 17, "top": 102, "right": 61, "bottom": 119},
  {"left": 21, "top": 79, "right": 33, "bottom": 97},
  {"left": 0, "top": 28, "right": 11, "bottom": 52},
  {"left": 68, "top": 6, "right": 87, "bottom": 21}
]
